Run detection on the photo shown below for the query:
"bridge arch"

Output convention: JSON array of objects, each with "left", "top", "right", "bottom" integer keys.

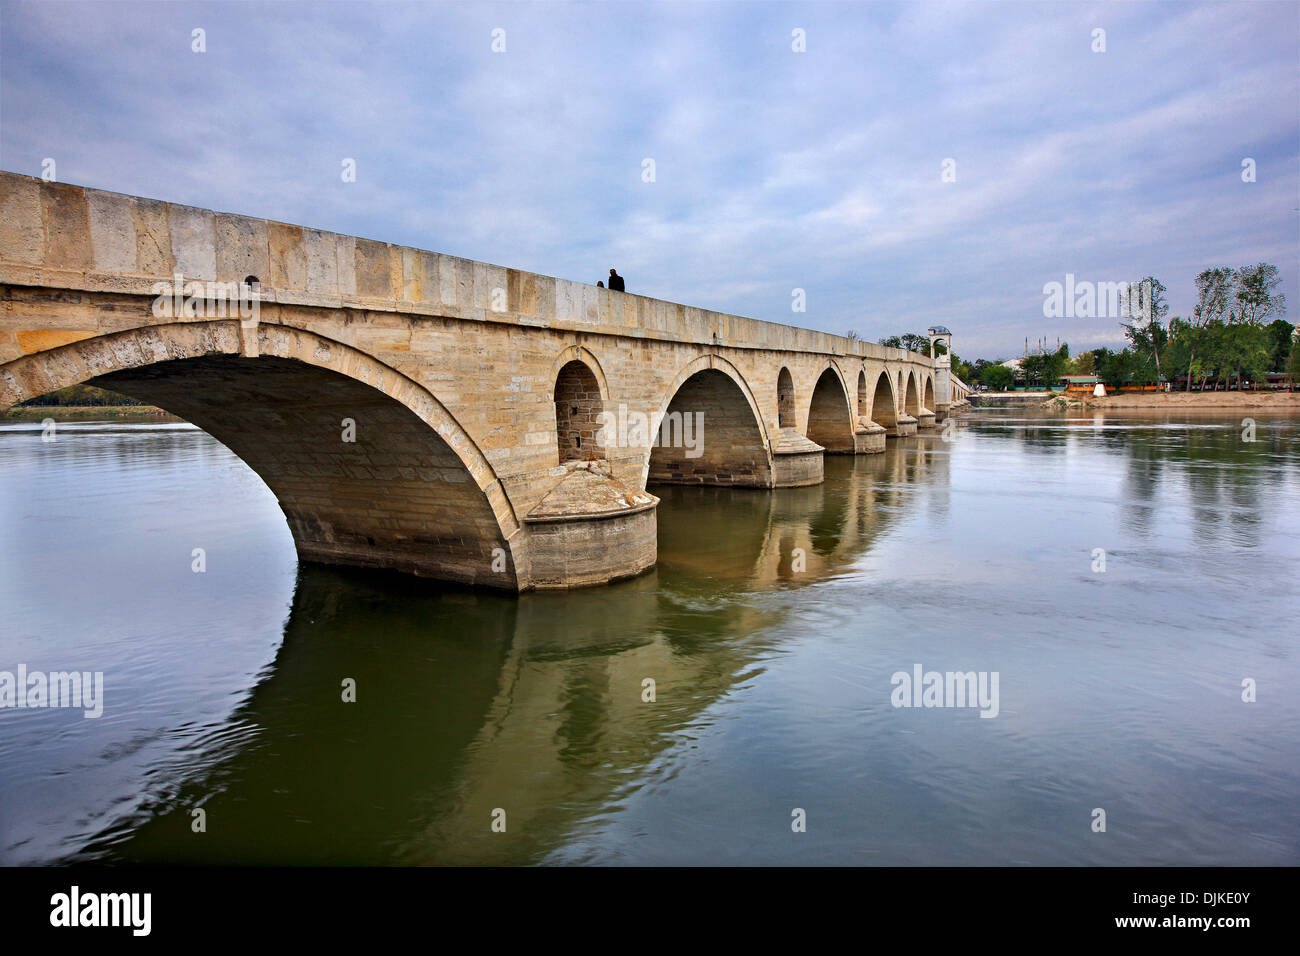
[
  {"left": 857, "top": 369, "right": 869, "bottom": 419},
  {"left": 869, "top": 369, "right": 897, "bottom": 430},
  {"left": 776, "top": 366, "right": 796, "bottom": 428},
  {"left": 0, "top": 320, "right": 522, "bottom": 589},
  {"left": 643, "top": 354, "right": 773, "bottom": 489},
  {"left": 806, "top": 363, "right": 855, "bottom": 454},
  {"left": 904, "top": 371, "right": 921, "bottom": 418},
  {"left": 552, "top": 348, "right": 608, "bottom": 463},
  {"left": 924, "top": 375, "right": 935, "bottom": 412}
]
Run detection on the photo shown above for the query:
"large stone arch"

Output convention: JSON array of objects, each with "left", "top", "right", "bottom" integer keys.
[
  {"left": 806, "top": 363, "right": 855, "bottom": 454},
  {"left": 869, "top": 369, "right": 897, "bottom": 430},
  {"left": 0, "top": 320, "right": 524, "bottom": 589},
  {"left": 643, "top": 354, "right": 773, "bottom": 489}
]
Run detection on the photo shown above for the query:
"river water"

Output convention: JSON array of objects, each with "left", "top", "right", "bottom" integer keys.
[{"left": 1, "top": 408, "right": 1297, "bottom": 865}]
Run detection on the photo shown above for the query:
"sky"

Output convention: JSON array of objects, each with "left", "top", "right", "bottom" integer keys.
[{"left": 1, "top": 0, "right": 1296, "bottom": 360}]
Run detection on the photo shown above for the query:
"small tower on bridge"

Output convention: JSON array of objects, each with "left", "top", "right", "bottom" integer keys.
[{"left": 928, "top": 326, "right": 953, "bottom": 414}]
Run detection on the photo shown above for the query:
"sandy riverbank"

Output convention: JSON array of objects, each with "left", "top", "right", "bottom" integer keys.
[{"left": 1045, "top": 391, "right": 1300, "bottom": 410}]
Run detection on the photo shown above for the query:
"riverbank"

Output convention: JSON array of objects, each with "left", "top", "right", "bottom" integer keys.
[
  {"left": 3, "top": 405, "right": 182, "bottom": 422},
  {"left": 1043, "top": 391, "right": 1300, "bottom": 410}
]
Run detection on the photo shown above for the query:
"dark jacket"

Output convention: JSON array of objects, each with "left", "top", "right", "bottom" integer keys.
[{"left": 608, "top": 272, "right": 625, "bottom": 292}]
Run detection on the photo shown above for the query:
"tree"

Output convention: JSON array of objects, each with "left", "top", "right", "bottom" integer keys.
[
  {"left": 1265, "top": 319, "right": 1295, "bottom": 371},
  {"left": 1122, "top": 276, "right": 1168, "bottom": 378},
  {"left": 879, "top": 331, "right": 936, "bottom": 356},
  {"left": 981, "top": 364, "right": 1015, "bottom": 391},
  {"left": 899, "top": 332, "right": 929, "bottom": 354},
  {"left": 1175, "top": 267, "right": 1237, "bottom": 390},
  {"left": 1023, "top": 344, "right": 1070, "bottom": 387},
  {"left": 1235, "top": 263, "right": 1286, "bottom": 326},
  {"left": 1221, "top": 264, "right": 1287, "bottom": 388}
]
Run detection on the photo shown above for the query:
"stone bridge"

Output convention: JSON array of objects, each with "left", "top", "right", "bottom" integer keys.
[{"left": 0, "top": 171, "right": 954, "bottom": 591}]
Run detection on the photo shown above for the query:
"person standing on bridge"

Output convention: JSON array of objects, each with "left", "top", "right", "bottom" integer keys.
[{"left": 608, "top": 268, "right": 625, "bottom": 292}]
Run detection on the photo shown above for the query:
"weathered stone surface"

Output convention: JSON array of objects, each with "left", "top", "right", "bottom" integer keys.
[
  {"left": 42, "top": 182, "right": 92, "bottom": 270},
  {"left": 86, "top": 191, "right": 138, "bottom": 273},
  {"left": 215, "top": 213, "right": 269, "bottom": 283},
  {"left": 169, "top": 204, "right": 216, "bottom": 280},
  {"left": 0, "top": 175, "right": 44, "bottom": 265}
]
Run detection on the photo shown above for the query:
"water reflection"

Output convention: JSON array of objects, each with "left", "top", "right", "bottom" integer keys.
[
  {"left": 2, "top": 410, "right": 1297, "bottom": 866},
  {"left": 73, "top": 448, "right": 941, "bottom": 864}
]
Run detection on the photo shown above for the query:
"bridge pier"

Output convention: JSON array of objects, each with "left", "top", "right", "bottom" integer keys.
[
  {"left": 522, "top": 462, "right": 659, "bottom": 589},
  {"left": 891, "top": 415, "right": 918, "bottom": 437},
  {"left": 854, "top": 420, "right": 887, "bottom": 453},
  {"left": 771, "top": 428, "right": 825, "bottom": 487}
]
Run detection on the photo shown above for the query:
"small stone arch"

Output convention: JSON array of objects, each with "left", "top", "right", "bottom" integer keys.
[
  {"left": 776, "top": 366, "right": 796, "bottom": 428},
  {"left": 924, "top": 375, "right": 935, "bottom": 411},
  {"left": 553, "top": 356, "right": 607, "bottom": 463},
  {"left": 857, "top": 368, "right": 869, "bottom": 420},
  {"left": 549, "top": 345, "right": 610, "bottom": 402}
]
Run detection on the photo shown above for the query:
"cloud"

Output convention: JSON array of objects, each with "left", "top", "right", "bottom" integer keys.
[{"left": 1, "top": 0, "right": 1295, "bottom": 358}]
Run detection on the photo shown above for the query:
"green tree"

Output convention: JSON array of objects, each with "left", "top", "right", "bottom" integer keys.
[
  {"left": 1175, "top": 267, "right": 1237, "bottom": 390},
  {"left": 1235, "top": 263, "right": 1286, "bottom": 326},
  {"left": 1122, "top": 276, "right": 1168, "bottom": 378},
  {"left": 1265, "top": 319, "right": 1295, "bottom": 371},
  {"left": 981, "top": 364, "right": 1015, "bottom": 391}
]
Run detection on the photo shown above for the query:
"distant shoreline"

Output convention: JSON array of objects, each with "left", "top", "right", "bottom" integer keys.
[{"left": 3, "top": 405, "right": 182, "bottom": 423}]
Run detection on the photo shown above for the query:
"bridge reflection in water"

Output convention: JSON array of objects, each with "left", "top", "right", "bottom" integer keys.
[{"left": 81, "top": 444, "right": 947, "bottom": 865}]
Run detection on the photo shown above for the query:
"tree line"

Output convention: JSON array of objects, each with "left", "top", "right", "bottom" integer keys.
[{"left": 878, "top": 263, "right": 1295, "bottom": 391}]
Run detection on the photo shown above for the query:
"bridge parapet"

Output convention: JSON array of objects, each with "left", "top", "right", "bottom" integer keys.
[{"left": 0, "top": 172, "right": 922, "bottom": 365}]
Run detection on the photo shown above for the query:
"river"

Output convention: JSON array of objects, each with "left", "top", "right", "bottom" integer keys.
[{"left": 1, "top": 408, "right": 1297, "bottom": 865}]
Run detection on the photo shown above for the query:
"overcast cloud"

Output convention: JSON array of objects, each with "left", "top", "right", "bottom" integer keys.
[{"left": 1, "top": 0, "right": 1296, "bottom": 359}]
